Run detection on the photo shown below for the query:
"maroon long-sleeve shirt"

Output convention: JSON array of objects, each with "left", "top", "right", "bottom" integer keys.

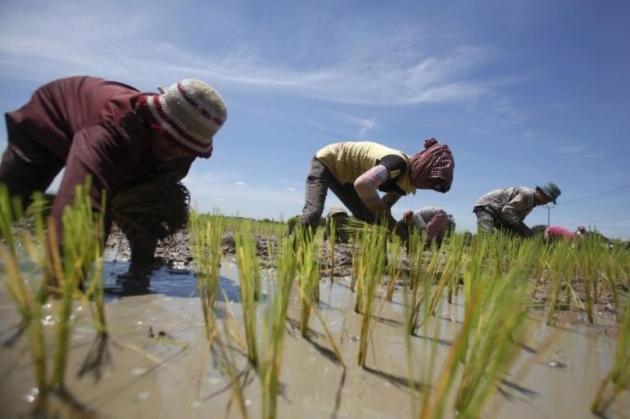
[{"left": 5, "top": 76, "right": 194, "bottom": 233}]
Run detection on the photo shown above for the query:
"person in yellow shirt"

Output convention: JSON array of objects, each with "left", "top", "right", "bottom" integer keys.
[{"left": 298, "top": 138, "right": 454, "bottom": 232}]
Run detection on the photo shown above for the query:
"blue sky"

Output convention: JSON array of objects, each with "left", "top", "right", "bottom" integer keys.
[{"left": 1, "top": 0, "right": 629, "bottom": 237}]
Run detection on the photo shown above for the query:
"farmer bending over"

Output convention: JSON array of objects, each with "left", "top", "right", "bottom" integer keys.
[
  {"left": 473, "top": 183, "right": 561, "bottom": 237},
  {"left": 400, "top": 206, "right": 454, "bottom": 248},
  {"left": 299, "top": 139, "right": 455, "bottom": 233},
  {"left": 0, "top": 76, "right": 227, "bottom": 278}
]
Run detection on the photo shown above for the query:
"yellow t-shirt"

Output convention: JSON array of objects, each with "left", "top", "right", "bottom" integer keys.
[{"left": 315, "top": 141, "right": 416, "bottom": 195}]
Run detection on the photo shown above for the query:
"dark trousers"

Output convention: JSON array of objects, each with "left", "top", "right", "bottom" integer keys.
[
  {"left": 300, "top": 158, "right": 376, "bottom": 229},
  {"left": 0, "top": 134, "right": 156, "bottom": 266},
  {"left": 0, "top": 135, "right": 64, "bottom": 209}
]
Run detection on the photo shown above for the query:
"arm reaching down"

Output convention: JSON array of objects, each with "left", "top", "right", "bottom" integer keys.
[{"left": 354, "top": 165, "right": 398, "bottom": 227}]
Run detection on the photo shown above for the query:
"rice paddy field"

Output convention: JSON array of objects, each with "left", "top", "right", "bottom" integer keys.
[{"left": 1, "top": 194, "right": 629, "bottom": 419}]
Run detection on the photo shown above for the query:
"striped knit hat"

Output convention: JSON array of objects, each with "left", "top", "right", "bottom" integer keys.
[
  {"left": 145, "top": 79, "right": 227, "bottom": 157},
  {"left": 409, "top": 138, "right": 454, "bottom": 192}
]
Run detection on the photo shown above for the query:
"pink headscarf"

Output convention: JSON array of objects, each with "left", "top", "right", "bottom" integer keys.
[{"left": 409, "top": 138, "right": 454, "bottom": 191}]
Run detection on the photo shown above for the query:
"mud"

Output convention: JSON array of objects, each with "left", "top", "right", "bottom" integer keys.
[{"left": 0, "top": 231, "right": 628, "bottom": 418}]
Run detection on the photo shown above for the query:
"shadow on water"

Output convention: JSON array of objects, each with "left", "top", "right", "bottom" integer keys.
[{"left": 102, "top": 261, "right": 242, "bottom": 302}]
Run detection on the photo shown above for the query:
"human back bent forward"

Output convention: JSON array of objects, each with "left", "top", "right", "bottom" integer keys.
[
  {"left": 298, "top": 138, "right": 454, "bottom": 234},
  {"left": 0, "top": 76, "right": 227, "bottom": 278}
]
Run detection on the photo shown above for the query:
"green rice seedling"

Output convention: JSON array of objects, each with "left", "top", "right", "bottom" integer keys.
[
  {"left": 49, "top": 180, "right": 104, "bottom": 391},
  {"left": 545, "top": 240, "right": 576, "bottom": 325},
  {"left": 591, "top": 297, "right": 630, "bottom": 416},
  {"left": 428, "top": 233, "right": 465, "bottom": 313},
  {"left": 328, "top": 217, "right": 336, "bottom": 284},
  {"left": 356, "top": 223, "right": 388, "bottom": 367},
  {"left": 419, "top": 262, "right": 531, "bottom": 418},
  {"left": 295, "top": 225, "right": 321, "bottom": 337},
  {"left": 234, "top": 223, "right": 260, "bottom": 368},
  {"left": 453, "top": 269, "right": 531, "bottom": 416},
  {"left": 601, "top": 246, "right": 630, "bottom": 312},
  {"left": 190, "top": 210, "right": 225, "bottom": 343},
  {"left": 385, "top": 235, "right": 404, "bottom": 302},
  {"left": 260, "top": 234, "right": 297, "bottom": 419},
  {"left": 405, "top": 230, "right": 432, "bottom": 335},
  {"left": 76, "top": 193, "right": 111, "bottom": 381},
  {"left": 575, "top": 234, "right": 607, "bottom": 323},
  {"left": 0, "top": 187, "right": 49, "bottom": 412}
]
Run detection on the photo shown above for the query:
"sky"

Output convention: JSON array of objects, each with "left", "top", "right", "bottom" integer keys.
[{"left": 0, "top": 0, "right": 629, "bottom": 238}]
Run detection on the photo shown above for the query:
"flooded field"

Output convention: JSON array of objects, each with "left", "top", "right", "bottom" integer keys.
[{"left": 1, "top": 245, "right": 628, "bottom": 419}]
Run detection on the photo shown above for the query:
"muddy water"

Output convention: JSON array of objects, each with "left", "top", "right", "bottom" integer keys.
[{"left": 1, "top": 256, "right": 629, "bottom": 419}]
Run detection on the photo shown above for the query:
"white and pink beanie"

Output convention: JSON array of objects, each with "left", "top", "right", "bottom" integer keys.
[{"left": 145, "top": 79, "right": 227, "bottom": 156}]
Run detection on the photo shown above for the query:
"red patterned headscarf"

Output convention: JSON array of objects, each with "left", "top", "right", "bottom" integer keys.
[{"left": 409, "top": 138, "right": 454, "bottom": 191}]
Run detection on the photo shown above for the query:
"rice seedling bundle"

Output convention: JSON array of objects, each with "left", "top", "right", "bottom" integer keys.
[{"left": 234, "top": 223, "right": 261, "bottom": 367}]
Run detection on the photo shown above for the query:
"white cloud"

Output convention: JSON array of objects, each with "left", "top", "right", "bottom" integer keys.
[
  {"left": 0, "top": 7, "right": 497, "bottom": 107},
  {"left": 235, "top": 181, "right": 247, "bottom": 186},
  {"left": 555, "top": 144, "right": 586, "bottom": 154}
]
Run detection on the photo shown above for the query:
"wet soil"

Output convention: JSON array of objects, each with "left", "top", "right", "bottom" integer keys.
[{"left": 0, "top": 229, "right": 628, "bottom": 418}]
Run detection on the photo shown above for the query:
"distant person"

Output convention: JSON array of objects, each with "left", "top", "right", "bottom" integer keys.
[
  {"left": 543, "top": 225, "right": 575, "bottom": 242},
  {"left": 473, "top": 183, "right": 561, "bottom": 237},
  {"left": 323, "top": 206, "right": 352, "bottom": 243},
  {"left": 0, "top": 76, "right": 227, "bottom": 278},
  {"left": 400, "top": 206, "right": 454, "bottom": 248},
  {"left": 298, "top": 139, "right": 455, "bottom": 233}
]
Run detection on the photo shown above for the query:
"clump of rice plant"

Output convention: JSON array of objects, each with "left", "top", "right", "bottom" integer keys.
[
  {"left": 260, "top": 234, "right": 297, "bottom": 419},
  {"left": 384, "top": 235, "right": 404, "bottom": 302},
  {"left": 48, "top": 180, "right": 104, "bottom": 392},
  {"left": 575, "top": 235, "right": 606, "bottom": 323},
  {"left": 295, "top": 225, "right": 321, "bottom": 337},
  {"left": 407, "top": 234, "right": 441, "bottom": 335},
  {"left": 419, "top": 252, "right": 531, "bottom": 419},
  {"left": 327, "top": 218, "right": 336, "bottom": 283},
  {"left": 1, "top": 180, "right": 105, "bottom": 412},
  {"left": 0, "top": 187, "right": 49, "bottom": 412},
  {"left": 545, "top": 240, "right": 575, "bottom": 325},
  {"left": 190, "top": 211, "right": 225, "bottom": 343},
  {"left": 591, "top": 298, "right": 630, "bottom": 416},
  {"left": 354, "top": 223, "right": 388, "bottom": 367},
  {"left": 76, "top": 193, "right": 111, "bottom": 382},
  {"left": 234, "top": 223, "right": 261, "bottom": 368}
]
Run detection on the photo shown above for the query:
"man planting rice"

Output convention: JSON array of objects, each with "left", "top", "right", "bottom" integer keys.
[
  {"left": 0, "top": 76, "right": 227, "bottom": 279},
  {"left": 399, "top": 206, "right": 455, "bottom": 248},
  {"left": 298, "top": 138, "right": 455, "bottom": 233},
  {"left": 473, "top": 183, "right": 561, "bottom": 237}
]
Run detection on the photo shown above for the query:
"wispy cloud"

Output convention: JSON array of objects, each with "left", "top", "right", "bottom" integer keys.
[
  {"left": 0, "top": 5, "right": 498, "bottom": 107},
  {"left": 555, "top": 144, "right": 586, "bottom": 153},
  {"left": 333, "top": 112, "right": 377, "bottom": 137}
]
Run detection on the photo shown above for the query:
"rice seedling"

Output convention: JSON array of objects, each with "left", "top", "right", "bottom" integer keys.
[
  {"left": 575, "top": 235, "right": 606, "bottom": 323},
  {"left": 76, "top": 194, "right": 111, "bottom": 382},
  {"left": 418, "top": 248, "right": 531, "bottom": 419},
  {"left": 190, "top": 210, "right": 225, "bottom": 343},
  {"left": 295, "top": 225, "right": 321, "bottom": 337},
  {"left": 385, "top": 235, "right": 404, "bottom": 302},
  {"left": 591, "top": 297, "right": 630, "bottom": 416},
  {"left": 354, "top": 223, "right": 388, "bottom": 367},
  {"left": 49, "top": 180, "right": 104, "bottom": 391},
  {"left": 234, "top": 223, "right": 261, "bottom": 368},
  {"left": 405, "top": 230, "right": 434, "bottom": 336},
  {"left": 545, "top": 240, "right": 576, "bottom": 325},
  {"left": 428, "top": 233, "right": 465, "bottom": 314},
  {"left": 328, "top": 217, "right": 336, "bottom": 284},
  {"left": 260, "top": 234, "right": 297, "bottom": 419},
  {"left": 0, "top": 187, "right": 49, "bottom": 412},
  {"left": 453, "top": 269, "right": 531, "bottom": 416}
]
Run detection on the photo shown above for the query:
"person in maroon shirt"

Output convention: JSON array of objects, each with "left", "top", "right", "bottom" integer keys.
[{"left": 0, "top": 76, "right": 227, "bottom": 278}]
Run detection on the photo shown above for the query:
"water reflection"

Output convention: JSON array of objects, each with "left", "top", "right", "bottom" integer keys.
[{"left": 103, "top": 261, "right": 242, "bottom": 302}]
